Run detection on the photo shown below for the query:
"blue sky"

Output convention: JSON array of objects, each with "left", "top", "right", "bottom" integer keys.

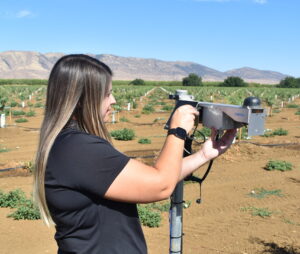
[{"left": 0, "top": 0, "right": 299, "bottom": 77}]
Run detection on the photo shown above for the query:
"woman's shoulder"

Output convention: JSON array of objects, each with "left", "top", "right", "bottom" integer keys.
[{"left": 56, "top": 128, "right": 109, "bottom": 147}]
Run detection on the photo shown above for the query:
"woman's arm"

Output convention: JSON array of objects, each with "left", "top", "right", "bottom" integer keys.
[
  {"left": 104, "top": 108, "right": 236, "bottom": 204},
  {"left": 104, "top": 105, "right": 198, "bottom": 203}
]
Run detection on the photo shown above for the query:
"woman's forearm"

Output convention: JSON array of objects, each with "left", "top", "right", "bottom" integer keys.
[{"left": 179, "top": 150, "right": 210, "bottom": 181}]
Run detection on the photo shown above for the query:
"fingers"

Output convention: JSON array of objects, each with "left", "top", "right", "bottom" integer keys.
[{"left": 170, "top": 105, "right": 199, "bottom": 132}]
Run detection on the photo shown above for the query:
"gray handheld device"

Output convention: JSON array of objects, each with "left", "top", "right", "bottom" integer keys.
[{"left": 165, "top": 90, "right": 266, "bottom": 136}]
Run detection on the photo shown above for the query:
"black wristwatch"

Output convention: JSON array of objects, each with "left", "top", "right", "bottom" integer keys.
[{"left": 167, "top": 127, "right": 187, "bottom": 140}]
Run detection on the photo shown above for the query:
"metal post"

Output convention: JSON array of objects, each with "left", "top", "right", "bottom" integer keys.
[
  {"left": 169, "top": 181, "right": 184, "bottom": 254},
  {"left": 169, "top": 137, "right": 193, "bottom": 254}
]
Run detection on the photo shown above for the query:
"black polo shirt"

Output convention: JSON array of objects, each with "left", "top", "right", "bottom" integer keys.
[{"left": 45, "top": 128, "right": 147, "bottom": 254}]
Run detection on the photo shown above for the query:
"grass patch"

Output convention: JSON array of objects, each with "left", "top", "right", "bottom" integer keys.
[
  {"left": 15, "top": 118, "right": 28, "bottom": 123},
  {"left": 272, "top": 128, "right": 288, "bottom": 136},
  {"left": 34, "top": 102, "right": 43, "bottom": 108},
  {"left": 138, "top": 138, "right": 151, "bottom": 144},
  {"left": 7, "top": 200, "right": 40, "bottom": 220},
  {"left": 161, "top": 105, "right": 174, "bottom": 111},
  {"left": 110, "top": 128, "right": 135, "bottom": 141},
  {"left": 0, "top": 189, "right": 40, "bottom": 220},
  {"left": 137, "top": 205, "right": 161, "bottom": 227},
  {"left": 241, "top": 206, "right": 273, "bottom": 217},
  {"left": 142, "top": 104, "right": 155, "bottom": 114},
  {"left": 12, "top": 110, "right": 26, "bottom": 116},
  {"left": 0, "top": 146, "right": 10, "bottom": 153},
  {"left": 248, "top": 188, "right": 283, "bottom": 199},
  {"left": 261, "top": 128, "right": 288, "bottom": 137},
  {"left": 119, "top": 116, "right": 129, "bottom": 122},
  {"left": 286, "top": 104, "right": 299, "bottom": 108},
  {"left": 0, "top": 189, "right": 27, "bottom": 208},
  {"left": 265, "top": 160, "right": 293, "bottom": 171},
  {"left": 25, "top": 110, "right": 36, "bottom": 117}
]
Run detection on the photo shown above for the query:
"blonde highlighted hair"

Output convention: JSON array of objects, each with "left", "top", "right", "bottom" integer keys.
[{"left": 34, "top": 54, "right": 113, "bottom": 226}]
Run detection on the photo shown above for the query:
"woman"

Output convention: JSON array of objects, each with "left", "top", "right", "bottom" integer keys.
[{"left": 34, "top": 54, "right": 236, "bottom": 254}]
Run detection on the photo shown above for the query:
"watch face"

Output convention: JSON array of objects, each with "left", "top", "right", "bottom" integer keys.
[{"left": 176, "top": 128, "right": 186, "bottom": 138}]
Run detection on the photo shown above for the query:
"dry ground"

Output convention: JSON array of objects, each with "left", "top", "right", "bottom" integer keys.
[{"left": 0, "top": 92, "right": 299, "bottom": 254}]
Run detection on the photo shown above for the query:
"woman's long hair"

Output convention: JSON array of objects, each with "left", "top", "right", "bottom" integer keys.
[{"left": 34, "top": 54, "right": 113, "bottom": 226}]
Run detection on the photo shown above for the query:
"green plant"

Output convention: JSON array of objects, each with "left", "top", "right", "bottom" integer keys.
[
  {"left": 146, "top": 202, "right": 170, "bottom": 212},
  {"left": 261, "top": 130, "right": 275, "bottom": 137},
  {"left": 0, "top": 146, "right": 10, "bottom": 153},
  {"left": 142, "top": 104, "right": 155, "bottom": 114},
  {"left": 7, "top": 199, "right": 40, "bottom": 220},
  {"left": 295, "top": 110, "right": 300, "bottom": 115},
  {"left": 138, "top": 138, "right": 151, "bottom": 144},
  {"left": 0, "top": 189, "right": 27, "bottom": 208},
  {"left": 161, "top": 105, "right": 173, "bottom": 111},
  {"left": 23, "top": 161, "right": 35, "bottom": 173},
  {"left": 12, "top": 110, "right": 26, "bottom": 116},
  {"left": 0, "top": 189, "right": 41, "bottom": 220},
  {"left": 137, "top": 205, "right": 161, "bottom": 227},
  {"left": 265, "top": 160, "right": 293, "bottom": 171},
  {"left": 134, "top": 114, "right": 141, "bottom": 118},
  {"left": 248, "top": 188, "right": 283, "bottom": 199},
  {"left": 286, "top": 104, "right": 299, "bottom": 108},
  {"left": 272, "top": 128, "right": 288, "bottom": 136},
  {"left": 110, "top": 128, "right": 135, "bottom": 141},
  {"left": 241, "top": 206, "right": 273, "bottom": 217},
  {"left": 34, "top": 102, "right": 43, "bottom": 108},
  {"left": 15, "top": 118, "right": 28, "bottom": 123},
  {"left": 10, "top": 101, "right": 18, "bottom": 107},
  {"left": 120, "top": 116, "right": 129, "bottom": 122},
  {"left": 26, "top": 110, "right": 36, "bottom": 117}
]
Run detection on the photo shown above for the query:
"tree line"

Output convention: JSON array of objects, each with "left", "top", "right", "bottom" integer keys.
[
  {"left": 130, "top": 74, "right": 300, "bottom": 88},
  {"left": 0, "top": 75, "right": 299, "bottom": 88}
]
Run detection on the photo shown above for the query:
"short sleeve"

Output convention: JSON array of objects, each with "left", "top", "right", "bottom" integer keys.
[{"left": 46, "top": 130, "right": 130, "bottom": 198}]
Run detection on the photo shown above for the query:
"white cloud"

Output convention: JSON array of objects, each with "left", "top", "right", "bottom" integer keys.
[{"left": 16, "top": 10, "right": 32, "bottom": 18}]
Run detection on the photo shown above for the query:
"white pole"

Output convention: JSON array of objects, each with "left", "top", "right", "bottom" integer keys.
[
  {"left": 127, "top": 103, "right": 131, "bottom": 111},
  {"left": 112, "top": 111, "right": 116, "bottom": 124},
  {"left": 0, "top": 114, "right": 5, "bottom": 128},
  {"left": 21, "top": 101, "right": 25, "bottom": 108}
]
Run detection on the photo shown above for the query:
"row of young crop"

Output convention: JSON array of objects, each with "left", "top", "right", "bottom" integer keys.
[{"left": 1, "top": 85, "right": 300, "bottom": 114}]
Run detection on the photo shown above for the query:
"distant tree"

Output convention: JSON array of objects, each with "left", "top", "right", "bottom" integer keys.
[
  {"left": 182, "top": 73, "right": 202, "bottom": 86},
  {"left": 130, "top": 79, "right": 145, "bottom": 86},
  {"left": 221, "top": 76, "right": 247, "bottom": 87},
  {"left": 278, "top": 76, "right": 300, "bottom": 88}
]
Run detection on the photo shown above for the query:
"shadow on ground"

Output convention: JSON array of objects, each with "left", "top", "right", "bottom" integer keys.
[{"left": 250, "top": 237, "right": 300, "bottom": 254}]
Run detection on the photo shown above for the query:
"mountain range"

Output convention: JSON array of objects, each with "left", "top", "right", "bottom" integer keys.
[{"left": 0, "top": 51, "right": 287, "bottom": 84}]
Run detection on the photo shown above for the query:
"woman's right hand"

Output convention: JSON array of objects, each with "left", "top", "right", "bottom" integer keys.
[{"left": 170, "top": 105, "right": 199, "bottom": 133}]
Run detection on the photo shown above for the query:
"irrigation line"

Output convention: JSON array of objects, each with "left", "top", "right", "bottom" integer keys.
[
  {"left": 5, "top": 124, "right": 40, "bottom": 131},
  {"left": 1, "top": 142, "right": 298, "bottom": 173},
  {"left": 0, "top": 166, "right": 24, "bottom": 172},
  {"left": 239, "top": 141, "right": 299, "bottom": 147}
]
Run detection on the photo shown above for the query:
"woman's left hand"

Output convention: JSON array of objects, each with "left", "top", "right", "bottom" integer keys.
[{"left": 200, "top": 128, "right": 237, "bottom": 161}]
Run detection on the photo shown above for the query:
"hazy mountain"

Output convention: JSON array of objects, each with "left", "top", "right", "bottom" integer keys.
[{"left": 0, "top": 51, "right": 287, "bottom": 84}]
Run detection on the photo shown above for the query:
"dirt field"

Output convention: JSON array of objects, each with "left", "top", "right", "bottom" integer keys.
[{"left": 0, "top": 91, "right": 299, "bottom": 254}]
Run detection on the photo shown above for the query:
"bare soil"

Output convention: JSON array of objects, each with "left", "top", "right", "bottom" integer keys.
[{"left": 0, "top": 92, "right": 299, "bottom": 254}]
